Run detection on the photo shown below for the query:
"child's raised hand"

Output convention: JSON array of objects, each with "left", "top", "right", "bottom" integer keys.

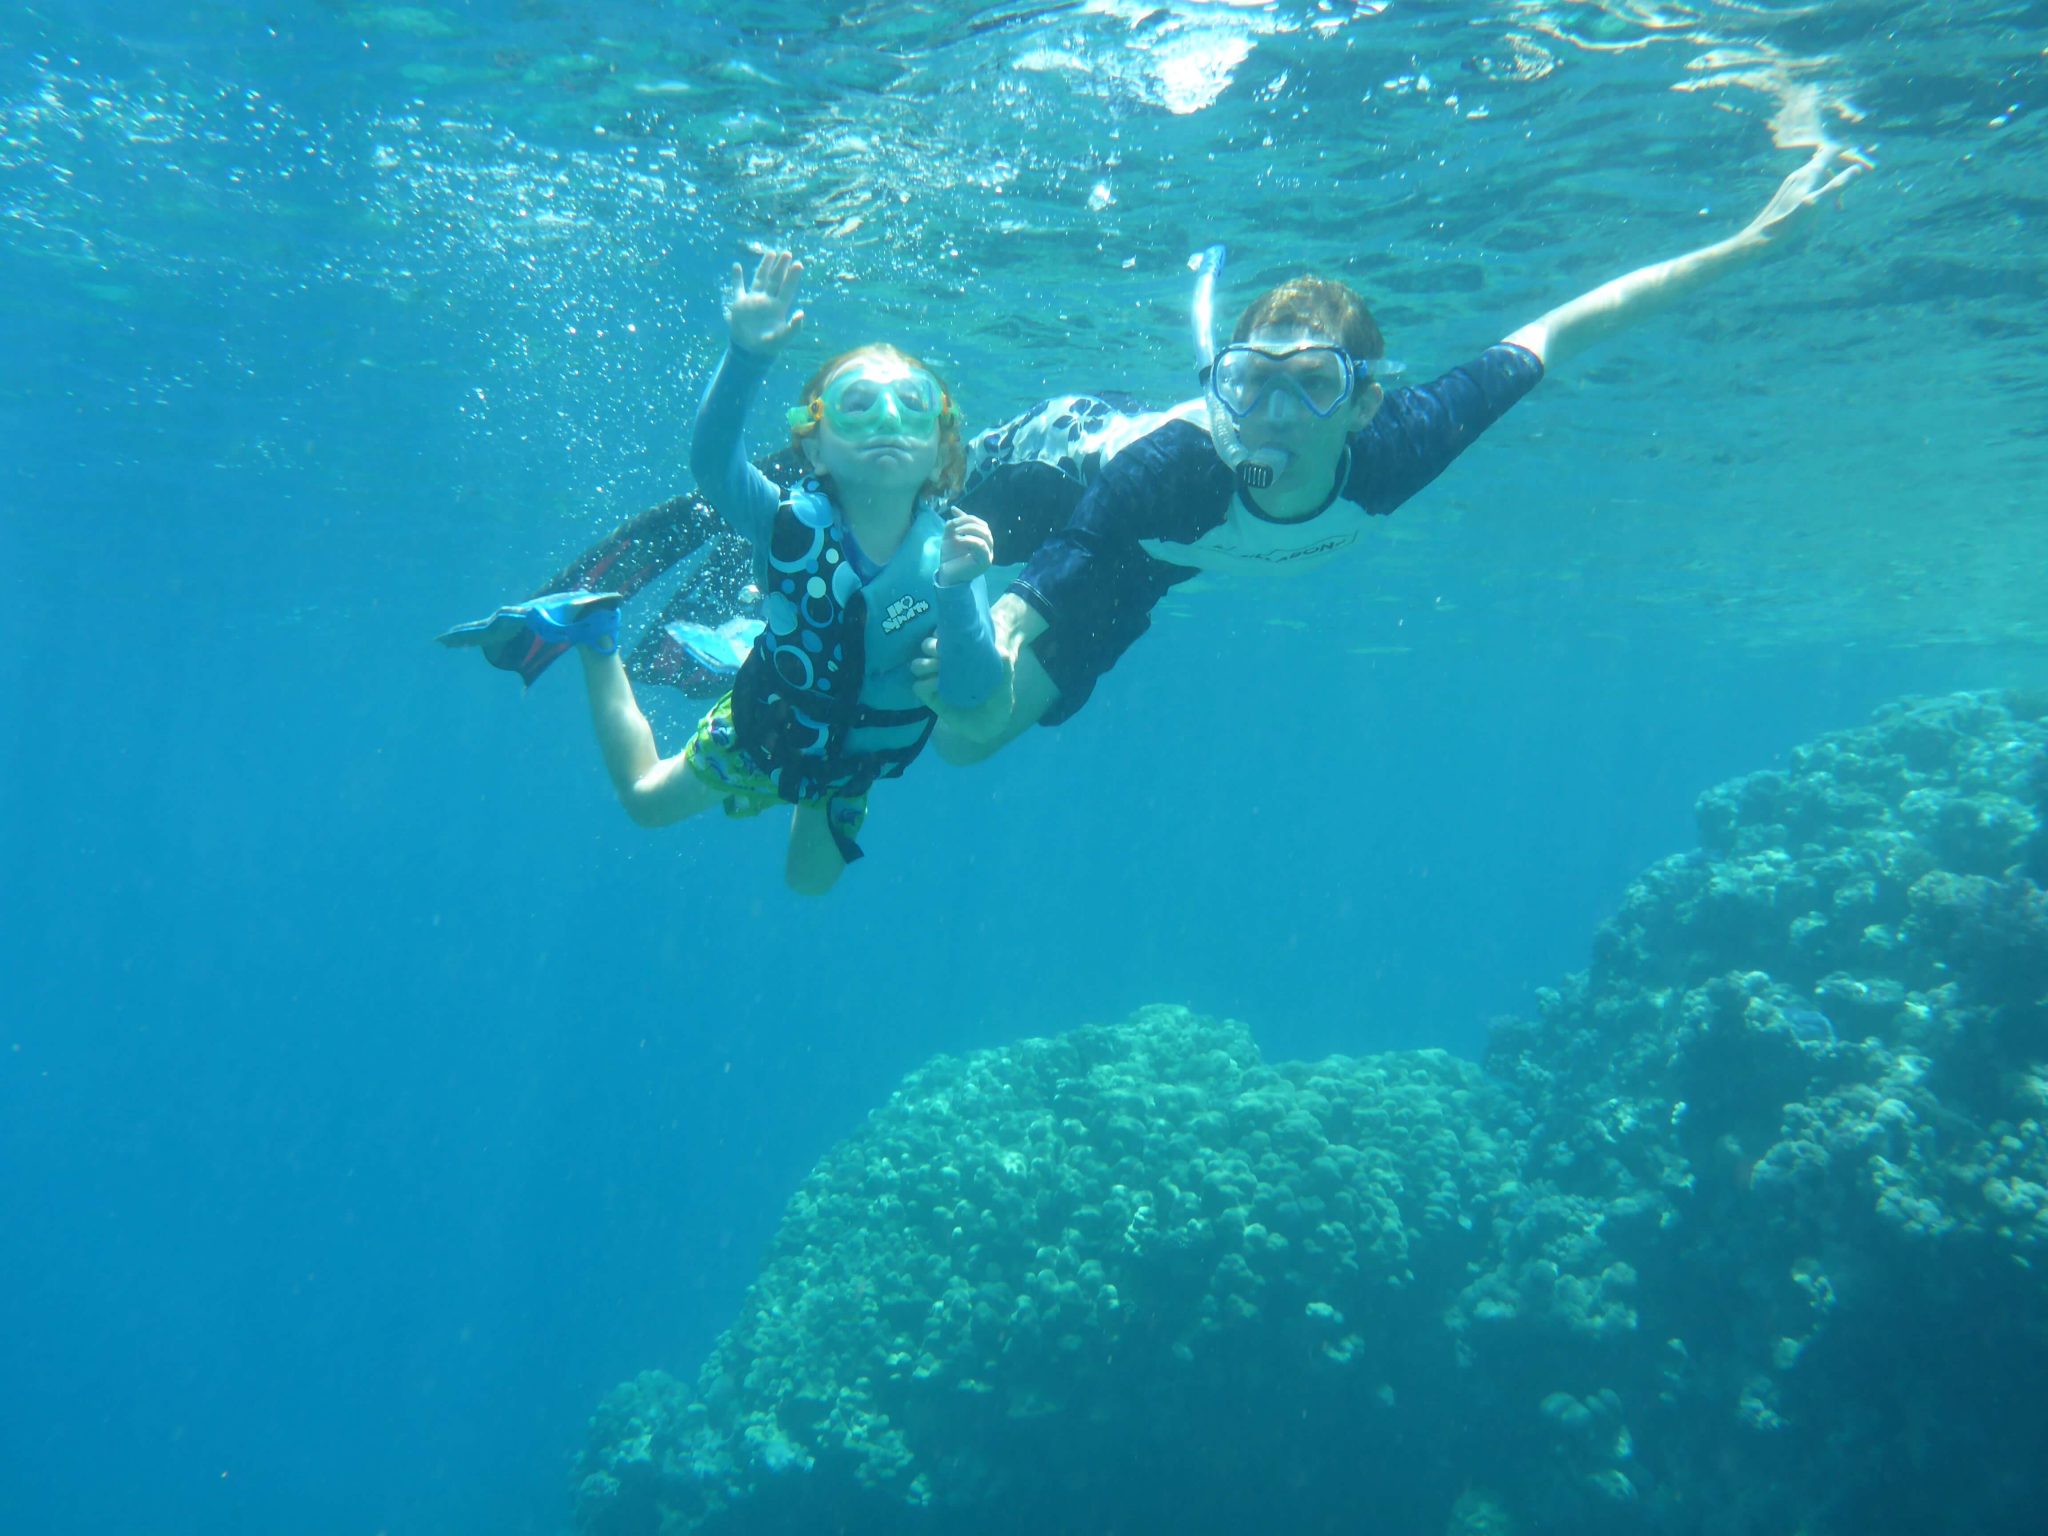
[
  {"left": 936, "top": 512, "right": 995, "bottom": 587},
  {"left": 726, "top": 249, "right": 806, "bottom": 356}
]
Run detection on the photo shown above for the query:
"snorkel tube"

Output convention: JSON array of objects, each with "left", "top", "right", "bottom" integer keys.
[
  {"left": 1191, "top": 243, "right": 1222, "bottom": 377},
  {"left": 1190, "top": 244, "right": 1291, "bottom": 494}
]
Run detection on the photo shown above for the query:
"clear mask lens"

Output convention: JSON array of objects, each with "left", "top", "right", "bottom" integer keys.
[{"left": 1210, "top": 345, "right": 1356, "bottom": 420}]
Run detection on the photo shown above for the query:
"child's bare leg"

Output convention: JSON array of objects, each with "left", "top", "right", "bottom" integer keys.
[
  {"left": 580, "top": 649, "right": 722, "bottom": 826},
  {"left": 784, "top": 803, "right": 850, "bottom": 896}
]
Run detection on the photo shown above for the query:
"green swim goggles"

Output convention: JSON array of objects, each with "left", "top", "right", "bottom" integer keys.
[{"left": 787, "top": 360, "right": 956, "bottom": 441}]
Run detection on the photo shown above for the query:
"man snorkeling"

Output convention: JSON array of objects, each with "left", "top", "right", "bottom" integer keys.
[{"left": 914, "top": 149, "right": 1866, "bottom": 749}]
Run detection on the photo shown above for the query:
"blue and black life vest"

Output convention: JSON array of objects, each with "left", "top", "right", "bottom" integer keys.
[{"left": 728, "top": 482, "right": 937, "bottom": 813}]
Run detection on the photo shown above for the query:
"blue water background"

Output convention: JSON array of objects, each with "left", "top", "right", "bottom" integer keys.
[{"left": 4, "top": 3, "right": 2044, "bottom": 1533}]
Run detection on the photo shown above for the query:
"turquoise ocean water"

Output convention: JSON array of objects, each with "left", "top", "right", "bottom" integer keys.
[{"left": 3, "top": 2, "right": 2044, "bottom": 1533}]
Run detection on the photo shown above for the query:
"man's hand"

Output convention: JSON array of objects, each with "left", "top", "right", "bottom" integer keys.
[
  {"left": 913, "top": 633, "right": 1014, "bottom": 745},
  {"left": 919, "top": 595, "right": 1060, "bottom": 764},
  {"left": 1740, "top": 147, "right": 1870, "bottom": 250},
  {"left": 909, "top": 635, "right": 943, "bottom": 701}
]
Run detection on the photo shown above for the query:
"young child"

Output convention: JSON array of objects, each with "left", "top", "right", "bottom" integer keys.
[{"left": 443, "top": 249, "right": 1003, "bottom": 894}]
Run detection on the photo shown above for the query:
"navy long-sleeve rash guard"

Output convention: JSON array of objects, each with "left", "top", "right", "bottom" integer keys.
[{"left": 1007, "top": 342, "right": 1544, "bottom": 721}]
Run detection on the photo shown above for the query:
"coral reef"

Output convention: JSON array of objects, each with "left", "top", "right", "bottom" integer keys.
[
  {"left": 577, "top": 692, "right": 2048, "bottom": 1536},
  {"left": 1477, "top": 690, "right": 2048, "bottom": 1533},
  {"left": 578, "top": 1012, "right": 1523, "bottom": 1535}
]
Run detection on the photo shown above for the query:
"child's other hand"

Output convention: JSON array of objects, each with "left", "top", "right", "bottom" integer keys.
[
  {"left": 936, "top": 512, "right": 994, "bottom": 587},
  {"left": 726, "top": 249, "right": 806, "bottom": 356}
]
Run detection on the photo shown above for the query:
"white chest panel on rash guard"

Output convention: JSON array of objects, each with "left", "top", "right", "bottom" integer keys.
[{"left": 1138, "top": 489, "right": 1381, "bottom": 578}]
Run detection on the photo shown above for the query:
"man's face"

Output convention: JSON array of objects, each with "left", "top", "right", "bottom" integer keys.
[{"left": 1230, "top": 324, "right": 1382, "bottom": 495}]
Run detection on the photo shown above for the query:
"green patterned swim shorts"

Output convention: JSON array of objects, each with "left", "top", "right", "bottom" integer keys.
[{"left": 682, "top": 693, "right": 869, "bottom": 845}]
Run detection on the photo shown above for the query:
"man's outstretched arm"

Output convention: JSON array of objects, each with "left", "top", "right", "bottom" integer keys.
[{"left": 1504, "top": 148, "right": 1866, "bottom": 372}]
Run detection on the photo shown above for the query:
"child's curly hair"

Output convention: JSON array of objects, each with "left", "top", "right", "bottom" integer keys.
[{"left": 788, "top": 344, "right": 967, "bottom": 499}]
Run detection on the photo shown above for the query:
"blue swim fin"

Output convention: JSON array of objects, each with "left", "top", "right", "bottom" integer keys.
[{"left": 438, "top": 591, "right": 625, "bottom": 681}]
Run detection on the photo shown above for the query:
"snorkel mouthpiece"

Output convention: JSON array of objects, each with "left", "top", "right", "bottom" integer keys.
[{"left": 1236, "top": 447, "right": 1290, "bottom": 491}]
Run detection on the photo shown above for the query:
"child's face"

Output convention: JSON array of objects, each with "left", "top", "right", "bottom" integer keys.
[{"left": 800, "top": 354, "right": 947, "bottom": 499}]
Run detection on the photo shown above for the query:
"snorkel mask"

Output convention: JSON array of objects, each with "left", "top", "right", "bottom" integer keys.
[
  {"left": 787, "top": 355, "right": 956, "bottom": 443},
  {"left": 1189, "top": 246, "right": 1402, "bottom": 493},
  {"left": 1209, "top": 344, "right": 1381, "bottom": 421}
]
